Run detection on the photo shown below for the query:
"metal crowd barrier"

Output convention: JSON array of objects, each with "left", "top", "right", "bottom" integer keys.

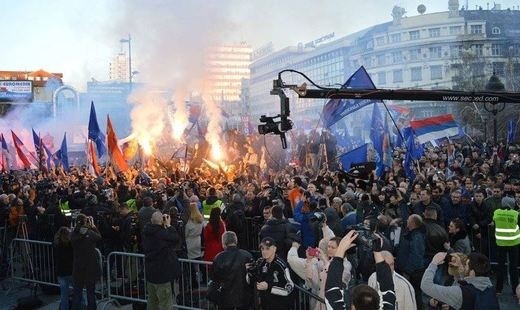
[
  {"left": 9, "top": 238, "right": 106, "bottom": 301},
  {"left": 293, "top": 283, "right": 325, "bottom": 310},
  {"left": 102, "top": 252, "right": 214, "bottom": 310},
  {"left": 244, "top": 217, "right": 263, "bottom": 250}
]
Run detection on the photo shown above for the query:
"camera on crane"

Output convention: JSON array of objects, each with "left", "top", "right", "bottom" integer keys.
[{"left": 258, "top": 80, "right": 294, "bottom": 149}]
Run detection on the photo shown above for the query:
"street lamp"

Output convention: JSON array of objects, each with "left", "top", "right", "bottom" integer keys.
[
  {"left": 120, "top": 34, "right": 132, "bottom": 90},
  {"left": 484, "top": 72, "right": 506, "bottom": 144}
]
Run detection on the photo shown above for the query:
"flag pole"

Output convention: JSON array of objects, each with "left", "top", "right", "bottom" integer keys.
[{"left": 380, "top": 101, "right": 404, "bottom": 142}]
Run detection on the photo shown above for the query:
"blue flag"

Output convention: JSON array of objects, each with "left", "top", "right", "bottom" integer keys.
[
  {"left": 58, "top": 133, "right": 69, "bottom": 170},
  {"left": 404, "top": 133, "right": 417, "bottom": 180},
  {"left": 88, "top": 102, "right": 106, "bottom": 157},
  {"left": 370, "top": 103, "right": 385, "bottom": 177},
  {"left": 508, "top": 118, "right": 517, "bottom": 144},
  {"left": 339, "top": 143, "right": 368, "bottom": 171},
  {"left": 322, "top": 66, "right": 379, "bottom": 128}
]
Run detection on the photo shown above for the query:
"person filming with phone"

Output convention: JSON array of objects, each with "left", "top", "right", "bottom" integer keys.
[
  {"left": 142, "top": 210, "right": 181, "bottom": 310},
  {"left": 71, "top": 214, "right": 101, "bottom": 310}
]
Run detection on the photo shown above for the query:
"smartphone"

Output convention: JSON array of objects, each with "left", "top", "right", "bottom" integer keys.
[{"left": 308, "top": 247, "right": 320, "bottom": 257}]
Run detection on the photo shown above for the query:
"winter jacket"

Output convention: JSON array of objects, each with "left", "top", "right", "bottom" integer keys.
[
  {"left": 184, "top": 219, "right": 203, "bottom": 259},
  {"left": 253, "top": 256, "right": 294, "bottom": 310},
  {"left": 368, "top": 271, "right": 417, "bottom": 310},
  {"left": 203, "top": 220, "right": 225, "bottom": 261},
  {"left": 212, "top": 246, "right": 253, "bottom": 308},
  {"left": 71, "top": 225, "right": 101, "bottom": 286},
  {"left": 294, "top": 200, "right": 318, "bottom": 248},
  {"left": 449, "top": 231, "right": 472, "bottom": 255},
  {"left": 413, "top": 201, "right": 444, "bottom": 226},
  {"left": 423, "top": 219, "right": 449, "bottom": 260},
  {"left": 259, "top": 218, "right": 294, "bottom": 259},
  {"left": 53, "top": 242, "right": 74, "bottom": 277},
  {"left": 142, "top": 223, "right": 181, "bottom": 284},
  {"left": 469, "top": 201, "right": 492, "bottom": 234},
  {"left": 420, "top": 263, "right": 494, "bottom": 309},
  {"left": 326, "top": 258, "right": 395, "bottom": 310},
  {"left": 443, "top": 202, "right": 470, "bottom": 227},
  {"left": 397, "top": 227, "right": 426, "bottom": 274}
]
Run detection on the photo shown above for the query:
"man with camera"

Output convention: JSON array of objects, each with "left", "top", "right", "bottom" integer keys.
[
  {"left": 70, "top": 214, "right": 101, "bottom": 310},
  {"left": 142, "top": 211, "right": 181, "bottom": 310},
  {"left": 247, "top": 237, "right": 294, "bottom": 310}
]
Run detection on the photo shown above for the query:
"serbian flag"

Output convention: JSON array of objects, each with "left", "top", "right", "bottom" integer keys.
[
  {"left": 106, "top": 115, "right": 129, "bottom": 172},
  {"left": 0, "top": 134, "right": 9, "bottom": 172},
  {"left": 11, "top": 131, "right": 33, "bottom": 169},
  {"left": 88, "top": 140, "right": 101, "bottom": 176},
  {"left": 410, "top": 114, "right": 463, "bottom": 145}
]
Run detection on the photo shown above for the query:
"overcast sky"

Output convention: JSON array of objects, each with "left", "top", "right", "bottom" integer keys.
[{"left": 1, "top": 0, "right": 518, "bottom": 90}]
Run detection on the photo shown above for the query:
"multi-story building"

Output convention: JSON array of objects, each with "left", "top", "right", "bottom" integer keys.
[
  {"left": 249, "top": 1, "right": 520, "bottom": 131},
  {"left": 109, "top": 53, "right": 129, "bottom": 82},
  {"left": 207, "top": 43, "right": 252, "bottom": 126}
]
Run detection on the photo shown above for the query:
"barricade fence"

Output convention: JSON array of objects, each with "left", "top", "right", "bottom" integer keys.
[{"left": 9, "top": 238, "right": 105, "bottom": 300}]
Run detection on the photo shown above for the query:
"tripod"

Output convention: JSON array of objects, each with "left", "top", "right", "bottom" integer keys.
[{"left": 7, "top": 215, "right": 37, "bottom": 296}]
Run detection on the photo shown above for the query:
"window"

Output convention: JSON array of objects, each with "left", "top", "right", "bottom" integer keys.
[
  {"left": 393, "top": 69, "right": 403, "bottom": 83},
  {"left": 411, "top": 67, "right": 422, "bottom": 81},
  {"left": 491, "top": 44, "right": 502, "bottom": 56},
  {"left": 429, "top": 28, "right": 441, "bottom": 38},
  {"left": 377, "top": 54, "right": 385, "bottom": 66},
  {"left": 391, "top": 51, "right": 403, "bottom": 64},
  {"left": 472, "top": 44, "right": 483, "bottom": 56},
  {"left": 430, "top": 65, "right": 443, "bottom": 80},
  {"left": 377, "top": 72, "right": 386, "bottom": 85},
  {"left": 429, "top": 47, "right": 442, "bottom": 58},
  {"left": 449, "top": 26, "right": 462, "bottom": 35},
  {"left": 409, "top": 48, "right": 421, "bottom": 61},
  {"left": 492, "top": 27, "right": 501, "bottom": 35},
  {"left": 390, "top": 33, "right": 401, "bottom": 43},
  {"left": 363, "top": 56, "right": 372, "bottom": 67},
  {"left": 450, "top": 45, "right": 463, "bottom": 57},
  {"left": 409, "top": 30, "right": 420, "bottom": 40},
  {"left": 493, "top": 62, "right": 505, "bottom": 76},
  {"left": 470, "top": 24, "right": 483, "bottom": 34},
  {"left": 376, "top": 37, "right": 385, "bottom": 45}
]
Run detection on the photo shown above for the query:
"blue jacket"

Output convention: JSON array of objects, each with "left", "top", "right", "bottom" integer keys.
[
  {"left": 294, "top": 200, "right": 317, "bottom": 248},
  {"left": 397, "top": 228, "right": 426, "bottom": 274}
]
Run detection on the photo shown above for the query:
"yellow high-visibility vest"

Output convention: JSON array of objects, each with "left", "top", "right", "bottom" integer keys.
[{"left": 493, "top": 209, "right": 520, "bottom": 247}]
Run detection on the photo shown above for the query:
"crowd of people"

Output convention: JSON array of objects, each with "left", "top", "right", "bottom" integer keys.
[{"left": 1, "top": 130, "right": 520, "bottom": 309}]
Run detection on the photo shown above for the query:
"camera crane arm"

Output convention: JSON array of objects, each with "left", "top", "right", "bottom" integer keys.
[{"left": 259, "top": 69, "right": 520, "bottom": 148}]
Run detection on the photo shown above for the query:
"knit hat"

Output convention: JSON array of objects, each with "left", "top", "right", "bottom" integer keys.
[{"left": 501, "top": 196, "right": 515, "bottom": 209}]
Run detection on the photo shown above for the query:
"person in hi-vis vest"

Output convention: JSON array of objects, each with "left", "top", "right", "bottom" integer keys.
[{"left": 493, "top": 196, "right": 520, "bottom": 295}]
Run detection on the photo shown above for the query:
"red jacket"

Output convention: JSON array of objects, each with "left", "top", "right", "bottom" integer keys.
[{"left": 203, "top": 220, "right": 226, "bottom": 261}]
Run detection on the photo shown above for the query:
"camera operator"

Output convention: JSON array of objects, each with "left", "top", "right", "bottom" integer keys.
[
  {"left": 71, "top": 214, "right": 101, "bottom": 310},
  {"left": 112, "top": 203, "right": 139, "bottom": 252},
  {"left": 142, "top": 211, "right": 181, "bottom": 310},
  {"left": 294, "top": 192, "right": 320, "bottom": 248},
  {"left": 247, "top": 237, "right": 294, "bottom": 310}
]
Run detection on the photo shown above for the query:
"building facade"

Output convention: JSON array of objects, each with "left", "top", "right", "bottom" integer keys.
[
  {"left": 109, "top": 53, "right": 129, "bottom": 82},
  {"left": 248, "top": 1, "right": 520, "bottom": 131}
]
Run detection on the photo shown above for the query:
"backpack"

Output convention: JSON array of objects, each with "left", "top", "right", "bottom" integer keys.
[{"left": 459, "top": 281, "right": 499, "bottom": 310}]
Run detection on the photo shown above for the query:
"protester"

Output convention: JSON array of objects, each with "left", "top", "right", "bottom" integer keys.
[
  {"left": 142, "top": 211, "right": 181, "bottom": 310},
  {"left": 248, "top": 237, "right": 294, "bottom": 310},
  {"left": 53, "top": 226, "right": 74, "bottom": 310},
  {"left": 420, "top": 252, "right": 499, "bottom": 309},
  {"left": 203, "top": 207, "right": 226, "bottom": 263},
  {"left": 70, "top": 214, "right": 101, "bottom": 310},
  {"left": 211, "top": 231, "right": 253, "bottom": 310}
]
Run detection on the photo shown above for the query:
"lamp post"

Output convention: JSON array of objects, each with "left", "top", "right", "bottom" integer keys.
[
  {"left": 484, "top": 72, "right": 506, "bottom": 145},
  {"left": 120, "top": 34, "right": 132, "bottom": 90}
]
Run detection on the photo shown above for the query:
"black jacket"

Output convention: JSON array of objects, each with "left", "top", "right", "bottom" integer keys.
[
  {"left": 469, "top": 201, "right": 492, "bottom": 234},
  {"left": 259, "top": 218, "right": 293, "bottom": 259},
  {"left": 142, "top": 223, "right": 180, "bottom": 284},
  {"left": 71, "top": 225, "right": 101, "bottom": 286},
  {"left": 212, "top": 246, "right": 253, "bottom": 307},
  {"left": 53, "top": 242, "right": 74, "bottom": 277},
  {"left": 423, "top": 219, "right": 449, "bottom": 259}
]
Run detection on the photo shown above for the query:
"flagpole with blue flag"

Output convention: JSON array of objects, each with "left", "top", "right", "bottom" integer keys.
[
  {"left": 508, "top": 117, "right": 517, "bottom": 144},
  {"left": 338, "top": 143, "right": 368, "bottom": 171},
  {"left": 60, "top": 133, "right": 69, "bottom": 171},
  {"left": 88, "top": 101, "right": 106, "bottom": 157},
  {"left": 370, "top": 103, "right": 386, "bottom": 177}
]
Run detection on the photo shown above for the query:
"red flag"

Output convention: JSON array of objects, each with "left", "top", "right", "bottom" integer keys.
[
  {"left": 106, "top": 116, "right": 129, "bottom": 172},
  {"left": 11, "top": 131, "right": 32, "bottom": 169}
]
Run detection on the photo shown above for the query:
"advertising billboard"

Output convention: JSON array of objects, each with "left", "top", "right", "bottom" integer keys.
[{"left": 0, "top": 80, "right": 33, "bottom": 102}]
